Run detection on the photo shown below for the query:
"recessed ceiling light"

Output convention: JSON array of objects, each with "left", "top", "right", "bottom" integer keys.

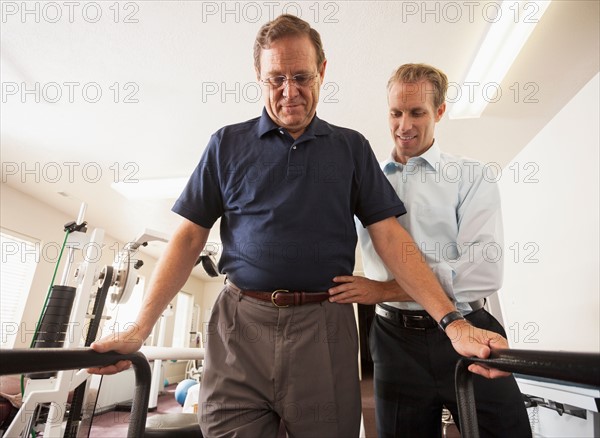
[
  {"left": 449, "top": 1, "right": 551, "bottom": 119},
  {"left": 111, "top": 177, "right": 188, "bottom": 200}
]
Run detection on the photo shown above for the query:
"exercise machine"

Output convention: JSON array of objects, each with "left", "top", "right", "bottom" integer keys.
[{"left": 0, "top": 203, "right": 193, "bottom": 437}]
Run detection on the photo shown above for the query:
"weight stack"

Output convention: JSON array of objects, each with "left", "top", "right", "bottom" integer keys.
[{"left": 27, "top": 285, "right": 77, "bottom": 379}]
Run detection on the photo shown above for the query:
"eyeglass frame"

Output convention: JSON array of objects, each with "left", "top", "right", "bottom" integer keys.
[{"left": 260, "top": 73, "right": 320, "bottom": 89}]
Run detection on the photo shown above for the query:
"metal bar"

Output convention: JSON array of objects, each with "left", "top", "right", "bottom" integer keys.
[
  {"left": 65, "top": 266, "right": 115, "bottom": 438},
  {"left": 140, "top": 346, "right": 205, "bottom": 361},
  {"left": 455, "top": 349, "right": 600, "bottom": 438},
  {"left": 0, "top": 348, "right": 151, "bottom": 438},
  {"left": 455, "top": 359, "right": 480, "bottom": 436}
]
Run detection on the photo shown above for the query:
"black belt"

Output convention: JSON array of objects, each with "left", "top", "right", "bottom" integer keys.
[
  {"left": 375, "top": 300, "right": 485, "bottom": 331},
  {"left": 375, "top": 304, "right": 438, "bottom": 330},
  {"left": 227, "top": 281, "right": 329, "bottom": 308}
]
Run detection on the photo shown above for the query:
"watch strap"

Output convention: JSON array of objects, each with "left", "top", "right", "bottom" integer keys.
[{"left": 438, "top": 310, "right": 465, "bottom": 331}]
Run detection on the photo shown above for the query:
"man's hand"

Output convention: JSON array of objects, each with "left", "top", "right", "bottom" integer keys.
[
  {"left": 331, "top": 273, "right": 510, "bottom": 379},
  {"left": 328, "top": 275, "right": 385, "bottom": 304},
  {"left": 445, "top": 319, "right": 510, "bottom": 379},
  {"left": 87, "top": 325, "right": 145, "bottom": 375},
  {"left": 87, "top": 219, "right": 209, "bottom": 376},
  {"left": 329, "top": 275, "right": 410, "bottom": 304}
]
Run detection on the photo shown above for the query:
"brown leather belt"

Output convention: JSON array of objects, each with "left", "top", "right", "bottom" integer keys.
[
  {"left": 228, "top": 282, "right": 330, "bottom": 307},
  {"left": 243, "top": 290, "right": 330, "bottom": 307}
]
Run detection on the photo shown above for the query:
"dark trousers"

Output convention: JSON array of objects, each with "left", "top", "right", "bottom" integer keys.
[{"left": 370, "top": 308, "right": 532, "bottom": 438}]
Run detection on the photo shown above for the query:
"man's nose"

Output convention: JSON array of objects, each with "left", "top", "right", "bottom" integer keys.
[
  {"left": 283, "top": 80, "right": 301, "bottom": 99},
  {"left": 399, "top": 116, "right": 412, "bottom": 131}
]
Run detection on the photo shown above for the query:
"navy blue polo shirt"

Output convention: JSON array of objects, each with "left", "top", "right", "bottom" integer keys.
[{"left": 173, "top": 109, "right": 406, "bottom": 291}]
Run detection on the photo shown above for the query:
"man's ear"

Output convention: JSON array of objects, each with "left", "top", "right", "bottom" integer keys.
[
  {"left": 319, "top": 59, "right": 327, "bottom": 82},
  {"left": 436, "top": 102, "right": 447, "bottom": 122}
]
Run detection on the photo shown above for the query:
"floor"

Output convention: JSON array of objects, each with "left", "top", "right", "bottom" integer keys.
[
  {"left": 361, "top": 373, "right": 377, "bottom": 438},
  {"left": 89, "top": 377, "right": 461, "bottom": 437},
  {"left": 90, "top": 384, "right": 181, "bottom": 437}
]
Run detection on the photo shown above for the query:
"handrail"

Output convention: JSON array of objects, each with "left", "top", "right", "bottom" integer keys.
[
  {"left": 455, "top": 348, "right": 600, "bottom": 438},
  {"left": 140, "top": 346, "right": 205, "bottom": 361},
  {"left": 0, "top": 348, "right": 151, "bottom": 438}
]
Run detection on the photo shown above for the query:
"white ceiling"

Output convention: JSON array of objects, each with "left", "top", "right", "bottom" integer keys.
[{"left": 2, "top": 1, "right": 599, "bottom": 278}]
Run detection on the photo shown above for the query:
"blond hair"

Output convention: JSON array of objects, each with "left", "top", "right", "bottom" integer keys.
[{"left": 387, "top": 63, "right": 448, "bottom": 108}]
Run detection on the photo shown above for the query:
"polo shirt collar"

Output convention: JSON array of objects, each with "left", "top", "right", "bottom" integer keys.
[
  {"left": 383, "top": 141, "right": 442, "bottom": 175},
  {"left": 257, "top": 108, "right": 280, "bottom": 137},
  {"left": 257, "top": 107, "right": 333, "bottom": 139}
]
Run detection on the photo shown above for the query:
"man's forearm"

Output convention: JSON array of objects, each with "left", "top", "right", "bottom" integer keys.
[
  {"left": 377, "top": 280, "right": 414, "bottom": 302},
  {"left": 368, "top": 217, "right": 456, "bottom": 322}
]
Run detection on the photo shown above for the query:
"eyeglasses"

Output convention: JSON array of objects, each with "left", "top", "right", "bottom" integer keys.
[{"left": 261, "top": 73, "right": 318, "bottom": 89}]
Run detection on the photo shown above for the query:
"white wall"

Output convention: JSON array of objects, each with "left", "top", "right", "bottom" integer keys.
[
  {"left": 498, "top": 73, "right": 599, "bottom": 352},
  {"left": 200, "top": 280, "right": 226, "bottom": 343}
]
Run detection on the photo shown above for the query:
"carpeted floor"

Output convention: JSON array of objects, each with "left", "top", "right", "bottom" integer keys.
[
  {"left": 90, "top": 383, "right": 182, "bottom": 437},
  {"left": 360, "top": 373, "right": 377, "bottom": 438},
  {"left": 89, "top": 377, "right": 460, "bottom": 437},
  {"left": 89, "top": 382, "right": 373, "bottom": 437}
]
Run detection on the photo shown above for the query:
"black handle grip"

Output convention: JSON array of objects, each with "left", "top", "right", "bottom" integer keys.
[
  {"left": 455, "top": 349, "right": 600, "bottom": 438},
  {"left": 0, "top": 348, "right": 151, "bottom": 438}
]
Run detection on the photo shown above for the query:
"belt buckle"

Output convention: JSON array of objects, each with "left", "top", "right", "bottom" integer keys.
[
  {"left": 402, "top": 314, "right": 427, "bottom": 330},
  {"left": 271, "top": 289, "right": 290, "bottom": 308}
]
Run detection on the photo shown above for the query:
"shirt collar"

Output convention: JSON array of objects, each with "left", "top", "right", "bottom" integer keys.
[
  {"left": 257, "top": 108, "right": 333, "bottom": 139},
  {"left": 382, "top": 141, "right": 442, "bottom": 174}
]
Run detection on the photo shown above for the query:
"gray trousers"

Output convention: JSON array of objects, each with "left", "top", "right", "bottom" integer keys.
[{"left": 199, "top": 284, "right": 361, "bottom": 438}]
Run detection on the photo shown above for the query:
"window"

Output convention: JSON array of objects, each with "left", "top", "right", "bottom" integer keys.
[
  {"left": 107, "top": 276, "right": 146, "bottom": 339},
  {"left": 172, "top": 292, "right": 193, "bottom": 348},
  {"left": 1, "top": 230, "right": 39, "bottom": 347}
]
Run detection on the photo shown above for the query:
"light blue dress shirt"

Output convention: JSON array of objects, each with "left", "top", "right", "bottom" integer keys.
[{"left": 357, "top": 142, "right": 504, "bottom": 314}]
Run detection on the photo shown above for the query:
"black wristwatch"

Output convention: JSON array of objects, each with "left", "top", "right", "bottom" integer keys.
[{"left": 438, "top": 311, "right": 465, "bottom": 331}]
